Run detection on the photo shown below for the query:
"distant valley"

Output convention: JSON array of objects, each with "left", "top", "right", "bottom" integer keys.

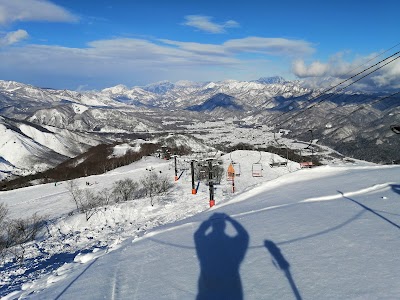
[{"left": 0, "top": 77, "right": 399, "bottom": 182}]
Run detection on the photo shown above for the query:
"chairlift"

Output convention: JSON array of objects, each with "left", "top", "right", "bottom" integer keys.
[
  {"left": 270, "top": 160, "right": 287, "bottom": 168},
  {"left": 232, "top": 162, "right": 241, "bottom": 176},
  {"left": 252, "top": 163, "right": 263, "bottom": 177},
  {"left": 229, "top": 152, "right": 241, "bottom": 176},
  {"left": 270, "top": 145, "right": 288, "bottom": 167},
  {"left": 252, "top": 151, "right": 263, "bottom": 177},
  {"left": 299, "top": 144, "right": 313, "bottom": 169},
  {"left": 300, "top": 161, "right": 313, "bottom": 168}
]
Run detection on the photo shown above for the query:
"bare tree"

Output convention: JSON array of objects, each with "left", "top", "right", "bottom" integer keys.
[
  {"left": 140, "top": 173, "right": 173, "bottom": 206},
  {"left": 0, "top": 202, "right": 7, "bottom": 224},
  {"left": 97, "top": 188, "right": 113, "bottom": 206},
  {"left": 66, "top": 180, "right": 103, "bottom": 220},
  {"left": 66, "top": 180, "right": 84, "bottom": 212},
  {"left": 1, "top": 213, "right": 45, "bottom": 262},
  {"left": 80, "top": 189, "right": 102, "bottom": 221},
  {"left": 0, "top": 203, "right": 8, "bottom": 258},
  {"left": 112, "top": 178, "right": 139, "bottom": 202}
]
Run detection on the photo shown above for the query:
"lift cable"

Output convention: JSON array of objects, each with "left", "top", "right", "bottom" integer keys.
[
  {"left": 293, "top": 90, "right": 399, "bottom": 142},
  {"left": 338, "top": 41, "right": 400, "bottom": 78},
  {"left": 268, "top": 49, "right": 400, "bottom": 126},
  {"left": 276, "top": 54, "right": 400, "bottom": 128},
  {"left": 288, "top": 91, "right": 400, "bottom": 144},
  {"left": 323, "top": 91, "right": 400, "bottom": 128}
]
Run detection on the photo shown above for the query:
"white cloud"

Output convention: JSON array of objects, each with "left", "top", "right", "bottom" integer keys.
[
  {"left": 370, "top": 60, "right": 400, "bottom": 88},
  {"left": 0, "top": 29, "right": 28, "bottom": 46},
  {"left": 159, "top": 39, "right": 227, "bottom": 56},
  {"left": 0, "top": 35, "right": 313, "bottom": 72},
  {"left": 224, "top": 37, "right": 315, "bottom": 57},
  {"left": 0, "top": 38, "right": 241, "bottom": 89},
  {"left": 160, "top": 37, "right": 314, "bottom": 57},
  {"left": 292, "top": 60, "right": 328, "bottom": 77},
  {"left": 0, "top": 35, "right": 314, "bottom": 89},
  {"left": 0, "top": 0, "right": 78, "bottom": 25},
  {"left": 86, "top": 38, "right": 238, "bottom": 65},
  {"left": 292, "top": 54, "right": 400, "bottom": 90},
  {"left": 182, "top": 15, "right": 239, "bottom": 33}
]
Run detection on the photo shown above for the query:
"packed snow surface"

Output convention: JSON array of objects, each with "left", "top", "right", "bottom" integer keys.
[{"left": 1, "top": 151, "right": 400, "bottom": 299}]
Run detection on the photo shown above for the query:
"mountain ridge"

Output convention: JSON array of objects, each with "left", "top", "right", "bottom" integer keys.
[{"left": 0, "top": 77, "right": 399, "bottom": 180}]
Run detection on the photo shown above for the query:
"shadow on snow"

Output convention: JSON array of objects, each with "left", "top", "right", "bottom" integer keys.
[{"left": 194, "top": 213, "right": 248, "bottom": 300}]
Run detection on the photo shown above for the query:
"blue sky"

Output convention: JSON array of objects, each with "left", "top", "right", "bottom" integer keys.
[{"left": 0, "top": 0, "right": 399, "bottom": 90}]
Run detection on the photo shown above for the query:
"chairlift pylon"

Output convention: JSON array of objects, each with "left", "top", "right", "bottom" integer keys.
[{"left": 273, "top": 129, "right": 283, "bottom": 147}]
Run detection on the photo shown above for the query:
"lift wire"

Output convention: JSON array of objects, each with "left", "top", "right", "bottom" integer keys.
[
  {"left": 289, "top": 91, "right": 400, "bottom": 145},
  {"left": 256, "top": 151, "right": 262, "bottom": 164},
  {"left": 295, "top": 91, "right": 400, "bottom": 149},
  {"left": 267, "top": 44, "right": 400, "bottom": 159},
  {"left": 272, "top": 51, "right": 400, "bottom": 126},
  {"left": 326, "top": 91, "right": 400, "bottom": 132},
  {"left": 268, "top": 49, "right": 400, "bottom": 126},
  {"left": 323, "top": 91, "right": 400, "bottom": 128},
  {"left": 337, "top": 41, "right": 400, "bottom": 78},
  {"left": 276, "top": 54, "right": 400, "bottom": 128},
  {"left": 270, "top": 47, "right": 400, "bottom": 160}
]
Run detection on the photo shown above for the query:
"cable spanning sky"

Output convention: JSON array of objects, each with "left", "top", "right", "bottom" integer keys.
[{"left": 0, "top": 0, "right": 399, "bottom": 90}]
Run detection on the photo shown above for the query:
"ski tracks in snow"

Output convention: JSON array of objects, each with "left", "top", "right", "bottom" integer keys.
[
  {"left": 301, "top": 182, "right": 395, "bottom": 203},
  {"left": 220, "top": 182, "right": 397, "bottom": 221}
]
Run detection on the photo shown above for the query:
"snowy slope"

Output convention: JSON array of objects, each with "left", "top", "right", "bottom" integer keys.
[
  {"left": 0, "top": 117, "right": 102, "bottom": 178},
  {"left": 1, "top": 152, "right": 399, "bottom": 299},
  {"left": 18, "top": 124, "right": 94, "bottom": 158},
  {"left": 34, "top": 165, "right": 400, "bottom": 300},
  {"left": 0, "top": 123, "right": 67, "bottom": 175}
]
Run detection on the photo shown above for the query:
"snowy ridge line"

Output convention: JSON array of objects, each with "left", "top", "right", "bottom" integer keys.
[{"left": 301, "top": 182, "right": 395, "bottom": 203}]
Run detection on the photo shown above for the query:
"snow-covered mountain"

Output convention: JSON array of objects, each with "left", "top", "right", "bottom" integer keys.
[
  {"left": 0, "top": 76, "right": 399, "bottom": 178},
  {"left": 0, "top": 116, "right": 101, "bottom": 180},
  {"left": 187, "top": 93, "right": 244, "bottom": 112},
  {"left": 254, "top": 75, "right": 287, "bottom": 84},
  {"left": 93, "top": 77, "right": 310, "bottom": 109},
  {"left": 142, "top": 80, "right": 175, "bottom": 94}
]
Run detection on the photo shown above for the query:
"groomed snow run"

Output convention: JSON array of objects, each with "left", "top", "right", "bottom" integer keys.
[{"left": 1, "top": 152, "right": 400, "bottom": 299}]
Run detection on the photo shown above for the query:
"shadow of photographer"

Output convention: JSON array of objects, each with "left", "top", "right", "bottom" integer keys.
[{"left": 194, "top": 213, "right": 249, "bottom": 300}]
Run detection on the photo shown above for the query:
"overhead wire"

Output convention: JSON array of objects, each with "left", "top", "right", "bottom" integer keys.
[
  {"left": 275, "top": 53, "right": 400, "bottom": 127},
  {"left": 324, "top": 91, "right": 400, "bottom": 127},
  {"left": 264, "top": 43, "right": 400, "bottom": 163},
  {"left": 325, "top": 91, "right": 400, "bottom": 141},
  {"left": 339, "top": 41, "right": 400, "bottom": 76},
  {"left": 287, "top": 90, "right": 400, "bottom": 147},
  {"left": 268, "top": 46, "right": 400, "bottom": 126}
]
